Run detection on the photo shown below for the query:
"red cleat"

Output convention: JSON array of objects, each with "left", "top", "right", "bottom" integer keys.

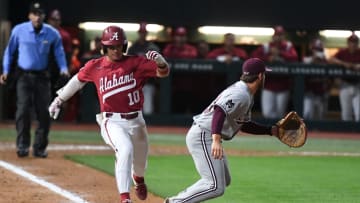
[
  {"left": 134, "top": 182, "right": 147, "bottom": 200},
  {"left": 133, "top": 175, "right": 147, "bottom": 200}
]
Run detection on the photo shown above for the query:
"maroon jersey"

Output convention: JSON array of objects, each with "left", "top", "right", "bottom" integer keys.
[
  {"left": 207, "top": 47, "right": 248, "bottom": 60},
  {"left": 335, "top": 48, "right": 360, "bottom": 63},
  {"left": 334, "top": 48, "right": 360, "bottom": 83},
  {"left": 58, "top": 27, "right": 72, "bottom": 54},
  {"left": 162, "top": 43, "right": 198, "bottom": 59},
  {"left": 251, "top": 41, "right": 298, "bottom": 91},
  {"left": 77, "top": 55, "right": 158, "bottom": 113}
]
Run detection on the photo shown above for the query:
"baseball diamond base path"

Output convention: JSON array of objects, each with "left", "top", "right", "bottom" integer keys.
[{"left": 0, "top": 123, "right": 359, "bottom": 203}]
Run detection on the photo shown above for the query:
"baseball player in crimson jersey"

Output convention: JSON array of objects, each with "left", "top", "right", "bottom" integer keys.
[
  {"left": 251, "top": 25, "right": 298, "bottom": 119},
  {"left": 329, "top": 32, "right": 360, "bottom": 121},
  {"left": 165, "top": 58, "right": 279, "bottom": 203},
  {"left": 48, "top": 25, "right": 170, "bottom": 203}
]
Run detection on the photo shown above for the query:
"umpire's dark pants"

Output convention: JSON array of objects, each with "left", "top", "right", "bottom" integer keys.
[{"left": 16, "top": 70, "right": 51, "bottom": 152}]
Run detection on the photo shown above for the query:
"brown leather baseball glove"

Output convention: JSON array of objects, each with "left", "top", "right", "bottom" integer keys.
[{"left": 274, "top": 111, "right": 307, "bottom": 148}]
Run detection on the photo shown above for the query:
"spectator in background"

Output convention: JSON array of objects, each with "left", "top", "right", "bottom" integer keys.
[
  {"left": 302, "top": 38, "right": 331, "bottom": 120},
  {"left": 251, "top": 25, "right": 298, "bottom": 119},
  {"left": 163, "top": 26, "right": 197, "bottom": 114},
  {"left": 127, "top": 22, "right": 161, "bottom": 55},
  {"left": 196, "top": 39, "right": 210, "bottom": 59},
  {"left": 207, "top": 33, "right": 248, "bottom": 64},
  {"left": 128, "top": 22, "right": 161, "bottom": 115},
  {"left": 329, "top": 32, "right": 360, "bottom": 121},
  {"left": 47, "top": 9, "right": 72, "bottom": 60},
  {"left": 82, "top": 36, "right": 102, "bottom": 63},
  {"left": 163, "top": 26, "right": 198, "bottom": 59},
  {"left": 47, "top": 9, "right": 72, "bottom": 98},
  {"left": 0, "top": 1, "right": 69, "bottom": 158},
  {"left": 69, "top": 38, "right": 82, "bottom": 75}
]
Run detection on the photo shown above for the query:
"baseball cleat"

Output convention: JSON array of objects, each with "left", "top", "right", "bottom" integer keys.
[
  {"left": 17, "top": 149, "right": 29, "bottom": 158},
  {"left": 132, "top": 175, "right": 147, "bottom": 200},
  {"left": 134, "top": 183, "right": 147, "bottom": 200},
  {"left": 33, "top": 150, "right": 48, "bottom": 158}
]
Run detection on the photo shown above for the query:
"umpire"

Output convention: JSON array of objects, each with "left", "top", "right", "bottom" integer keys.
[{"left": 0, "top": 2, "right": 69, "bottom": 158}]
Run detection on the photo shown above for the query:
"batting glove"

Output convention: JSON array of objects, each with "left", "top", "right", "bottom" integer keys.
[
  {"left": 48, "top": 96, "right": 63, "bottom": 119},
  {"left": 145, "top": 50, "right": 168, "bottom": 68}
]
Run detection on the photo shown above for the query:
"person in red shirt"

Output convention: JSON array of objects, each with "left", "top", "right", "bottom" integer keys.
[
  {"left": 47, "top": 9, "right": 72, "bottom": 62},
  {"left": 162, "top": 26, "right": 198, "bottom": 59},
  {"left": 47, "top": 9, "right": 72, "bottom": 98},
  {"left": 163, "top": 26, "right": 197, "bottom": 113},
  {"left": 207, "top": 33, "right": 248, "bottom": 64},
  {"left": 48, "top": 25, "right": 170, "bottom": 203},
  {"left": 302, "top": 38, "right": 331, "bottom": 120},
  {"left": 251, "top": 25, "right": 298, "bottom": 119},
  {"left": 329, "top": 32, "right": 360, "bottom": 121}
]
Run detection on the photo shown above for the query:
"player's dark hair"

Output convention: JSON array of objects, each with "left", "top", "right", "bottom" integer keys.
[
  {"left": 240, "top": 74, "right": 258, "bottom": 83},
  {"left": 101, "top": 45, "right": 107, "bottom": 54}
]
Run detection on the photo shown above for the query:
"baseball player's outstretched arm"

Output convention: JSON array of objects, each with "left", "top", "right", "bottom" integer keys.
[
  {"left": 240, "top": 121, "right": 275, "bottom": 136},
  {"left": 48, "top": 74, "right": 86, "bottom": 119}
]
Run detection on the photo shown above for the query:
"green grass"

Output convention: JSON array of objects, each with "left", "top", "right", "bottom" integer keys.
[
  {"left": 66, "top": 154, "right": 360, "bottom": 203},
  {"left": 2, "top": 127, "right": 360, "bottom": 202},
  {"left": 0, "top": 128, "right": 103, "bottom": 143},
  {"left": 1, "top": 128, "right": 360, "bottom": 152}
]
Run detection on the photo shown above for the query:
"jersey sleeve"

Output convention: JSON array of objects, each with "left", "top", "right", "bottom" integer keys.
[
  {"left": 135, "top": 56, "right": 158, "bottom": 78},
  {"left": 77, "top": 59, "right": 96, "bottom": 82}
]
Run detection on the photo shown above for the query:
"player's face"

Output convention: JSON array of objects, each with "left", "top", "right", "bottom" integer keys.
[{"left": 106, "top": 45, "right": 123, "bottom": 61}]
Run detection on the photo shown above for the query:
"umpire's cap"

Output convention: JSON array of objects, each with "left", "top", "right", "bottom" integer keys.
[
  {"left": 242, "top": 58, "right": 272, "bottom": 75},
  {"left": 29, "top": 1, "right": 45, "bottom": 14}
]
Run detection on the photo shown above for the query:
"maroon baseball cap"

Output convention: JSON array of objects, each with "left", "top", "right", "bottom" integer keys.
[
  {"left": 273, "top": 25, "right": 285, "bottom": 36},
  {"left": 347, "top": 33, "right": 359, "bottom": 43},
  {"left": 174, "top": 26, "right": 187, "bottom": 36},
  {"left": 242, "top": 58, "right": 272, "bottom": 75},
  {"left": 138, "top": 22, "right": 147, "bottom": 33}
]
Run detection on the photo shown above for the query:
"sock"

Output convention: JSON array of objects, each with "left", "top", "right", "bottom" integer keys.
[
  {"left": 133, "top": 175, "right": 144, "bottom": 184},
  {"left": 120, "top": 192, "right": 130, "bottom": 200}
]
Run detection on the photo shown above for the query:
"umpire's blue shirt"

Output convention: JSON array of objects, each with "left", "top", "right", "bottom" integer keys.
[{"left": 2, "top": 21, "right": 68, "bottom": 75}]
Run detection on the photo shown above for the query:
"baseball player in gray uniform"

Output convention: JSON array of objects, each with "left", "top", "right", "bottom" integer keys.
[{"left": 165, "top": 58, "right": 278, "bottom": 203}]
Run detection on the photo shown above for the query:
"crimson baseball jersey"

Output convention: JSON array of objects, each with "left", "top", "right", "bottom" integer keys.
[
  {"left": 251, "top": 41, "right": 298, "bottom": 91},
  {"left": 162, "top": 43, "right": 198, "bottom": 59},
  {"left": 207, "top": 47, "right": 248, "bottom": 60},
  {"left": 77, "top": 55, "right": 158, "bottom": 113},
  {"left": 334, "top": 48, "right": 360, "bottom": 84}
]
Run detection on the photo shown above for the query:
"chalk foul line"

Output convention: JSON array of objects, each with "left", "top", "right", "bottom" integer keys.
[{"left": 0, "top": 160, "right": 90, "bottom": 203}]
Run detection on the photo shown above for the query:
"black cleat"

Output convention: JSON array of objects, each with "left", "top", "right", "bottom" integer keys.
[
  {"left": 17, "top": 149, "right": 29, "bottom": 158},
  {"left": 33, "top": 150, "right": 48, "bottom": 158}
]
